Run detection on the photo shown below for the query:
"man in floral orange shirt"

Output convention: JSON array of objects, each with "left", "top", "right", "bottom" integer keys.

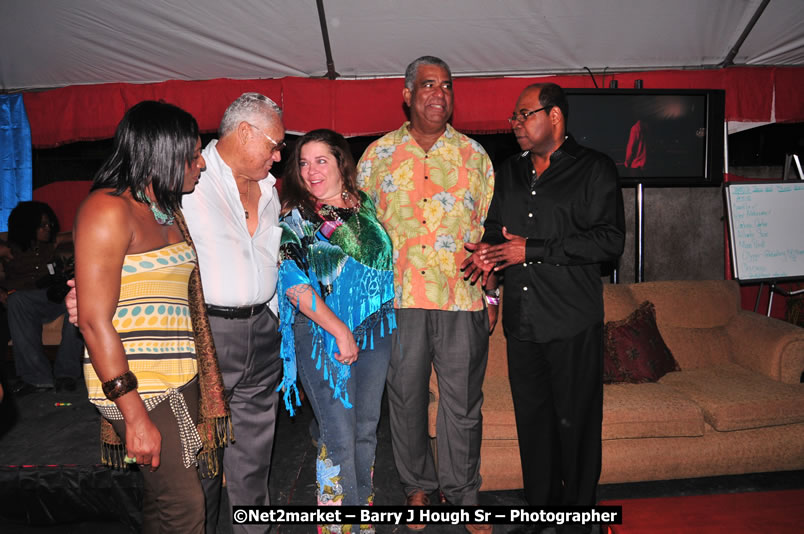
[{"left": 357, "top": 56, "right": 496, "bottom": 533}]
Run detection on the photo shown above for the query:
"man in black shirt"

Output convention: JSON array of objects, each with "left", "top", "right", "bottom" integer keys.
[{"left": 463, "top": 83, "right": 624, "bottom": 532}]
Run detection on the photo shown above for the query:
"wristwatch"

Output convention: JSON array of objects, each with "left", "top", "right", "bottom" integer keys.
[{"left": 484, "top": 288, "right": 501, "bottom": 298}]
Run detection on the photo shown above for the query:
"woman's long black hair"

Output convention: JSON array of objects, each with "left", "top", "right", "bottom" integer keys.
[{"left": 92, "top": 100, "right": 199, "bottom": 215}]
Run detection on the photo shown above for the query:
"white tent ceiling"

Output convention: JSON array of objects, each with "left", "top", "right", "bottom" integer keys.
[{"left": 2, "top": 0, "right": 803, "bottom": 92}]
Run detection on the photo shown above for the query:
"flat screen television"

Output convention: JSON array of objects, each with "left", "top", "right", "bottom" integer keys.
[{"left": 565, "top": 89, "right": 725, "bottom": 186}]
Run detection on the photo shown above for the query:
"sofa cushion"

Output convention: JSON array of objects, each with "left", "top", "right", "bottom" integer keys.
[
  {"left": 603, "top": 382, "right": 705, "bottom": 440},
  {"left": 604, "top": 301, "right": 681, "bottom": 384},
  {"left": 431, "top": 374, "right": 519, "bottom": 441},
  {"left": 658, "top": 325, "right": 732, "bottom": 369},
  {"left": 481, "top": 376, "right": 518, "bottom": 440},
  {"left": 660, "top": 363, "right": 804, "bottom": 431},
  {"left": 603, "top": 283, "right": 639, "bottom": 322},
  {"left": 629, "top": 280, "right": 740, "bottom": 329}
]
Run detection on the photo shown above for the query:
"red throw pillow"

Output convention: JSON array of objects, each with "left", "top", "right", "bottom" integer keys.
[{"left": 603, "top": 301, "right": 680, "bottom": 384}]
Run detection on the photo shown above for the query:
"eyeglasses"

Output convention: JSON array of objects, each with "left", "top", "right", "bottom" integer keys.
[
  {"left": 247, "top": 123, "right": 286, "bottom": 154},
  {"left": 508, "top": 106, "right": 551, "bottom": 125}
]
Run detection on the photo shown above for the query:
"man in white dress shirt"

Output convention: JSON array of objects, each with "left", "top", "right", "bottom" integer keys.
[{"left": 182, "top": 93, "right": 285, "bottom": 534}]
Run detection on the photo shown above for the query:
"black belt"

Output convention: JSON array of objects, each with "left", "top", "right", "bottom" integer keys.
[{"left": 206, "top": 303, "right": 267, "bottom": 320}]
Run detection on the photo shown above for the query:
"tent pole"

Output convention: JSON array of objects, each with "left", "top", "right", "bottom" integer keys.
[
  {"left": 720, "top": 0, "right": 771, "bottom": 67},
  {"left": 316, "top": 0, "right": 339, "bottom": 79}
]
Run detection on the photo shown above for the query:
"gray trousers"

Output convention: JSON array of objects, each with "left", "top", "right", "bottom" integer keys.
[
  {"left": 201, "top": 307, "right": 281, "bottom": 534},
  {"left": 8, "top": 288, "right": 83, "bottom": 386},
  {"left": 386, "top": 308, "right": 489, "bottom": 505}
]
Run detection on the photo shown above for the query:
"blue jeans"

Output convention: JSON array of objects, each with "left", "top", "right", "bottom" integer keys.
[
  {"left": 8, "top": 288, "right": 84, "bottom": 386},
  {"left": 294, "top": 318, "right": 391, "bottom": 514}
]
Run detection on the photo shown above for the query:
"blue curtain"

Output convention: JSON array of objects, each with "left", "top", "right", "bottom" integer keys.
[{"left": 0, "top": 94, "right": 33, "bottom": 232}]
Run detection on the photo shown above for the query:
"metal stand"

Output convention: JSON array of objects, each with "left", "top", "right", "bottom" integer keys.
[
  {"left": 783, "top": 154, "right": 803, "bottom": 181},
  {"left": 753, "top": 282, "right": 765, "bottom": 313},
  {"left": 634, "top": 183, "right": 644, "bottom": 283},
  {"left": 754, "top": 281, "right": 804, "bottom": 317},
  {"left": 764, "top": 282, "right": 804, "bottom": 317}
]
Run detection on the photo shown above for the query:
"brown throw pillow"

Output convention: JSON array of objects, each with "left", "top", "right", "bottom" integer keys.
[{"left": 603, "top": 301, "right": 680, "bottom": 384}]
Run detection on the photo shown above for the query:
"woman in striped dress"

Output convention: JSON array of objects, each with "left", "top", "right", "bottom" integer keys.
[{"left": 74, "top": 101, "right": 226, "bottom": 533}]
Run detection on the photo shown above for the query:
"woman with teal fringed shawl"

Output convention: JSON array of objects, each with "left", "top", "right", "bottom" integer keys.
[{"left": 277, "top": 129, "right": 395, "bottom": 533}]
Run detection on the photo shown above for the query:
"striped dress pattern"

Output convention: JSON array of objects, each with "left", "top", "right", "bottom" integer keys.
[{"left": 84, "top": 241, "right": 199, "bottom": 407}]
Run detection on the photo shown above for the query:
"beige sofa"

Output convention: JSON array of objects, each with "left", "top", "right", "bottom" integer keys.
[{"left": 429, "top": 280, "right": 804, "bottom": 490}]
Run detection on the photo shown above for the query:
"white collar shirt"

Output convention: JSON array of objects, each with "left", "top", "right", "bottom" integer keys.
[{"left": 182, "top": 139, "right": 282, "bottom": 311}]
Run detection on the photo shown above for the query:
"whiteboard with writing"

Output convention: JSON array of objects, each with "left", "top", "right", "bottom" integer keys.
[{"left": 725, "top": 182, "right": 804, "bottom": 281}]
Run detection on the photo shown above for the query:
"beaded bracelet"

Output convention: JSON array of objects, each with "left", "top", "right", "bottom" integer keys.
[
  {"left": 102, "top": 370, "right": 138, "bottom": 401},
  {"left": 485, "top": 294, "right": 500, "bottom": 306}
]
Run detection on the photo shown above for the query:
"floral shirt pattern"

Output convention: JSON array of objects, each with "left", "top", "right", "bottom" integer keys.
[{"left": 357, "top": 122, "right": 494, "bottom": 312}]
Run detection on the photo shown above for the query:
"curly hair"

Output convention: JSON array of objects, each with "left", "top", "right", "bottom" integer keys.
[
  {"left": 404, "top": 56, "right": 452, "bottom": 90},
  {"left": 7, "top": 201, "right": 59, "bottom": 251},
  {"left": 218, "top": 93, "right": 282, "bottom": 138}
]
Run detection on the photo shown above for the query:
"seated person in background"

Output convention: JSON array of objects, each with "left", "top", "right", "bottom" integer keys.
[
  {"left": 1, "top": 240, "right": 13, "bottom": 348},
  {"left": 0, "top": 241, "right": 12, "bottom": 401},
  {"left": 3, "top": 201, "right": 84, "bottom": 395}
]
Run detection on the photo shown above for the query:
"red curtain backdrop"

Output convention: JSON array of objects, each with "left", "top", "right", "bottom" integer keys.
[
  {"left": 22, "top": 67, "right": 804, "bottom": 321},
  {"left": 774, "top": 67, "right": 804, "bottom": 121},
  {"left": 31, "top": 180, "right": 92, "bottom": 231},
  {"left": 24, "top": 67, "right": 804, "bottom": 147}
]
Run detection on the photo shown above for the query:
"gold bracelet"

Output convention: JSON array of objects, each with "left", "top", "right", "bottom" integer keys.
[{"left": 102, "top": 370, "right": 138, "bottom": 401}]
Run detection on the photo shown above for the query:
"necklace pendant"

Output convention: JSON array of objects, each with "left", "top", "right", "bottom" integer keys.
[
  {"left": 136, "top": 191, "right": 174, "bottom": 225},
  {"left": 244, "top": 209, "right": 249, "bottom": 219}
]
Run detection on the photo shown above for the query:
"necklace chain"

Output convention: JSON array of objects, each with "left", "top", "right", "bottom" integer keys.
[{"left": 239, "top": 181, "right": 250, "bottom": 219}]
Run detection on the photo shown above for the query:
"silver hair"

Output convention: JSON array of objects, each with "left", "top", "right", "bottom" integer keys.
[
  {"left": 404, "top": 56, "right": 452, "bottom": 90},
  {"left": 218, "top": 92, "right": 283, "bottom": 137}
]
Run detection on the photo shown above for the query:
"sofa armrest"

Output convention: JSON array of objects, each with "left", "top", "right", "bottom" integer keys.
[
  {"left": 726, "top": 311, "right": 804, "bottom": 384},
  {"left": 428, "top": 364, "right": 439, "bottom": 438},
  {"left": 42, "top": 315, "right": 65, "bottom": 346}
]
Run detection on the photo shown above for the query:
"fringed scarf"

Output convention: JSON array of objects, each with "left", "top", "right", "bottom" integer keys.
[
  {"left": 276, "top": 192, "right": 396, "bottom": 415},
  {"left": 99, "top": 210, "right": 233, "bottom": 477}
]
